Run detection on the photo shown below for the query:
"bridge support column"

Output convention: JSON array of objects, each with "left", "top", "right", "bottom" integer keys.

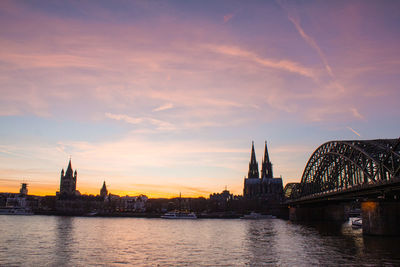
[
  {"left": 289, "top": 204, "right": 346, "bottom": 222},
  {"left": 324, "top": 204, "right": 347, "bottom": 222},
  {"left": 362, "top": 200, "right": 400, "bottom": 236},
  {"left": 289, "top": 206, "right": 322, "bottom": 221}
]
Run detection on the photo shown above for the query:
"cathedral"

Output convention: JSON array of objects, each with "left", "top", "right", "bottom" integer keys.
[
  {"left": 243, "top": 141, "right": 284, "bottom": 201},
  {"left": 57, "top": 159, "right": 77, "bottom": 198}
]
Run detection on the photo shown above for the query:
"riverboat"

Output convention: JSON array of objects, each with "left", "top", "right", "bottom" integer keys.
[
  {"left": 0, "top": 207, "right": 33, "bottom": 215},
  {"left": 161, "top": 211, "right": 197, "bottom": 219}
]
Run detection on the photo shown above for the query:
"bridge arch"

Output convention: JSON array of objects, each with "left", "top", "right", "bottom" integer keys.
[{"left": 294, "top": 138, "right": 400, "bottom": 198}]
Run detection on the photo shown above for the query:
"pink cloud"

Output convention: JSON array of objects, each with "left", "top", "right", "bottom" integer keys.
[
  {"left": 105, "top": 113, "right": 176, "bottom": 131},
  {"left": 105, "top": 113, "right": 143, "bottom": 124},
  {"left": 153, "top": 103, "right": 174, "bottom": 112},
  {"left": 223, "top": 13, "right": 234, "bottom": 23},
  {"left": 350, "top": 107, "right": 364, "bottom": 120},
  {"left": 0, "top": 0, "right": 398, "bottom": 127},
  {"left": 287, "top": 14, "right": 334, "bottom": 78},
  {"left": 205, "top": 44, "right": 316, "bottom": 78}
]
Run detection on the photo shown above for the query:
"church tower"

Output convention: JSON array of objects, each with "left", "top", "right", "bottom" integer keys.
[
  {"left": 59, "top": 159, "right": 77, "bottom": 198},
  {"left": 248, "top": 141, "right": 259, "bottom": 179},
  {"left": 261, "top": 141, "right": 273, "bottom": 179},
  {"left": 243, "top": 141, "right": 261, "bottom": 198},
  {"left": 100, "top": 181, "right": 108, "bottom": 198}
]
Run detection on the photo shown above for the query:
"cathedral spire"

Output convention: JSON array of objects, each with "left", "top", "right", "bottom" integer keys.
[
  {"left": 67, "top": 159, "right": 72, "bottom": 171},
  {"left": 59, "top": 158, "right": 77, "bottom": 198},
  {"left": 263, "top": 141, "right": 270, "bottom": 163},
  {"left": 65, "top": 158, "right": 73, "bottom": 177},
  {"left": 248, "top": 141, "right": 259, "bottom": 179},
  {"left": 261, "top": 141, "right": 273, "bottom": 179},
  {"left": 250, "top": 141, "right": 256, "bottom": 163}
]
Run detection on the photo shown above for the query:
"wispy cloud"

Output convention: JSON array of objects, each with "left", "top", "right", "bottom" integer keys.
[
  {"left": 277, "top": 0, "right": 334, "bottom": 78},
  {"left": 347, "top": 126, "right": 361, "bottom": 137},
  {"left": 287, "top": 15, "right": 334, "bottom": 77},
  {"left": 105, "top": 112, "right": 175, "bottom": 131},
  {"left": 153, "top": 103, "right": 174, "bottom": 112},
  {"left": 0, "top": 107, "right": 20, "bottom": 117},
  {"left": 206, "top": 44, "right": 315, "bottom": 78},
  {"left": 147, "top": 118, "right": 176, "bottom": 131},
  {"left": 350, "top": 107, "right": 364, "bottom": 120},
  {"left": 0, "top": 1, "right": 383, "bottom": 126},
  {"left": 105, "top": 113, "right": 143, "bottom": 124}
]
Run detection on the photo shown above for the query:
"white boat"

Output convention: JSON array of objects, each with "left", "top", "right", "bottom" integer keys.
[
  {"left": 161, "top": 211, "right": 197, "bottom": 219},
  {"left": 352, "top": 218, "right": 362, "bottom": 228},
  {"left": 240, "top": 212, "right": 276, "bottom": 219},
  {"left": 0, "top": 207, "right": 33, "bottom": 215}
]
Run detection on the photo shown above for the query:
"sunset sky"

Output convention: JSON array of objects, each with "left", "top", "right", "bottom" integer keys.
[{"left": 0, "top": 0, "right": 399, "bottom": 197}]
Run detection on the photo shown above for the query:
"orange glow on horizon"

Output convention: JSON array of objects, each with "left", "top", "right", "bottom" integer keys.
[{"left": 3, "top": 185, "right": 213, "bottom": 199}]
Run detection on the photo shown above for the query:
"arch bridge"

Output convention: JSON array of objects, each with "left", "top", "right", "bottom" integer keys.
[{"left": 285, "top": 138, "right": 400, "bottom": 202}]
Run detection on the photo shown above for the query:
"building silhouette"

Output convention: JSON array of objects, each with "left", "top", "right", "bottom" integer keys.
[
  {"left": 100, "top": 181, "right": 108, "bottom": 198},
  {"left": 57, "top": 159, "right": 77, "bottom": 198},
  {"left": 244, "top": 141, "right": 261, "bottom": 197},
  {"left": 243, "top": 141, "right": 283, "bottom": 201},
  {"left": 19, "top": 183, "right": 28, "bottom": 196}
]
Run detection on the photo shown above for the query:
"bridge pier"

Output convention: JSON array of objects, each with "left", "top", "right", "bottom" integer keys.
[
  {"left": 362, "top": 200, "right": 400, "bottom": 236},
  {"left": 289, "top": 204, "right": 347, "bottom": 222}
]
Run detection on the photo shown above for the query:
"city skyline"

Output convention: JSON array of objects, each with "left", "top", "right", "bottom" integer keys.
[{"left": 0, "top": 0, "right": 400, "bottom": 197}]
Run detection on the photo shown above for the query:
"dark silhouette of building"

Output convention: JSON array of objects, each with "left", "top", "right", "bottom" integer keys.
[
  {"left": 243, "top": 141, "right": 283, "bottom": 201},
  {"left": 261, "top": 141, "right": 273, "bottom": 179},
  {"left": 248, "top": 141, "right": 259, "bottom": 179},
  {"left": 19, "top": 183, "right": 28, "bottom": 196},
  {"left": 243, "top": 141, "right": 261, "bottom": 198},
  {"left": 57, "top": 159, "right": 77, "bottom": 198},
  {"left": 209, "top": 188, "right": 234, "bottom": 211},
  {"left": 100, "top": 181, "right": 108, "bottom": 198}
]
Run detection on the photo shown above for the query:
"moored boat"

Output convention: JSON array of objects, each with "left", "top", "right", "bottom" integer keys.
[
  {"left": 352, "top": 218, "right": 362, "bottom": 228},
  {"left": 0, "top": 207, "right": 33, "bottom": 215},
  {"left": 161, "top": 211, "right": 197, "bottom": 219}
]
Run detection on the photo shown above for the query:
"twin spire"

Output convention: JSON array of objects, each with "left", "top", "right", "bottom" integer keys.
[
  {"left": 248, "top": 141, "right": 259, "bottom": 178},
  {"left": 248, "top": 141, "right": 273, "bottom": 179},
  {"left": 261, "top": 141, "right": 273, "bottom": 179},
  {"left": 263, "top": 141, "right": 270, "bottom": 163}
]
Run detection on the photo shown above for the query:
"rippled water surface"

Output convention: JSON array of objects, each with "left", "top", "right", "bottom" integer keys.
[{"left": 1, "top": 216, "right": 400, "bottom": 266}]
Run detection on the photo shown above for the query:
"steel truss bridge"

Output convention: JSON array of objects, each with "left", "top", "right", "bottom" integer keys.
[{"left": 285, "top": 138, "right": 400, "bottom": 203}]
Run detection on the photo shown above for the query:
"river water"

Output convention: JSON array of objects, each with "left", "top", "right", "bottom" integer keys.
[{"left": 1, "top": 216, "right": 400, "bottom": 266}]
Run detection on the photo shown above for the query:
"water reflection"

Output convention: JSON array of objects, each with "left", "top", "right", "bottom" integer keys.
[
  {"left": 1, "top": 216, "right": 400, "bottom": 266},
  {"left": 54, "top": 216, "right": 75, "bottom": 266},
  {"left": 245, "top": 220, "right": 279, "bottom": 265},
  {"left": 282, "top": 220, "right": 400, "bottom": 266},
  {"left": 363, "top": 236, "right": 400, "bottom": 265}
]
